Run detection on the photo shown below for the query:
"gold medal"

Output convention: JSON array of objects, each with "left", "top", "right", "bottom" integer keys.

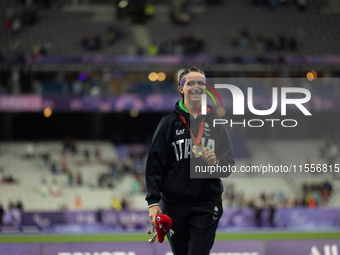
[
  {"left": 192, "top": 144, "right": 205, "bottom": 156},
  {"left": 178, "top": 114, "right": 206, "bottom": 156}
]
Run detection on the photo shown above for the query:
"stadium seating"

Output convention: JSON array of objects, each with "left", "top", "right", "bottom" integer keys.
[
  {"left": 0, "top": 141, "right": 119, "bottom": 211},
  {"left": 2, "top": 1, "right": 340, "bottom": 56},
  {"left": 1, "top": 2, "right": 132, "bottom": 55},
  {"left": 0, "top": 139, "right": 337, "bottom": 211},
  {"left": 151, "top": 1, "right": 340, "bottom": 56}
]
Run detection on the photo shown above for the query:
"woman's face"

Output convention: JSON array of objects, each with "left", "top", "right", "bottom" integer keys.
[{"left": 180, "top": 72, "right": 206, "bottom": 105}]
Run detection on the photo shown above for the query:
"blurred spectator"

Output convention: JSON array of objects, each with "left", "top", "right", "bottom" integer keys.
[
  {"left": 121, "top": 197, "right": 129, "bottom": 210},
  {"left": 255, "top": 34, "right": 266, "bottom": 52},
  {"left": 301, "top": 180, "right": 333, "bottom": 207},
  {"left": 239, "top": 30, "right": 297, "bottom": 53},
  {"left": 106, "top": 25, "right": 122, "bottom": 45},
  {"left": 74, "top": 195, "right": 83, "bottom": 210},
  {"left": 76, "top": 171, "right": 82, "bottom": 185},
  {"left": 231, "top": 32, "right": 239, "bottom": 47},
  {"left": 41, "top": 175, "right": 47, "bottom": 185},
  {"left": 63, "top": 138, "right": 77, "bottom": 154},
  {"left": 222, "top": 179, "right": 333, "bottom": 212},
  {"left": 71, "top": 139, "right": 78, "bottom": 154},
  {"left": 32, "top": 44, "right": 44, "bottom": 59},
  {"left": 111, "top": 197, "right": 122, "bottom": 211},
  {"left": 2, "top": 206, "right": 21, "bottom": 227},
  {"left": 16, "top": 200, "right": 24, "bottom": 212},
  {"left": 0, "top": 204, "right": 4, "bottom": 225},
  {"left": 1, "top": 174, "right": 19, "bottom": 185},
  {"left": 60, "top": 204, "right": 68, "bottom": 211},
  {"left": 320, "top": 135, "right": 339, "bottom": 165},
  {"left": 37, "top": 143, "right": 47, "bottom": 159},
  {"left": 67, "top": 170, "right": 74, "bottom": 187},
  {"left": 81, "top": 35, "right": 102, "bottom": 51},
  {"left": 136, "top": 46, "right": 145, "bottom": 55},
  {"left": 25, "top": 142, "right": 35, "bottom": 159},
  {"left": 109, "top": 162, "right": 118, "bottom": 178},
  {"left": 327, "top": 142, "right": 339, "bottom": 165},
  {"left": 40, "top": 176, "right": 48, "bottom": 198},
  {"left": 239, "top": 30, "right": 250, "bottom": 47},
  {"left": 147, "top": 44, "right": 159, "bottom": 56},
  {"left": 293, "top": 196, "right": 301, "bottom": 207},
  {"left": 50, "top": 178, "right": 61, "bottom": 197},
  {"left": 124, "top": 156, "right": 134, "bottom": 173},
  {"left": 96, "top": 208, "right": 102, "bottom": 223},
  {"left": 254, "top": 193, "right": 266, "bottom": 227},
  {"left": 170, "top": 8, "right": 190, "bottom": 25},
  {"left": 306, "top": 193, "right": 316, "bottom": 209},
  {"left": 320, "top": 180, "right": 332, "bottom": 204},
  {"left": 265, "top": 38, "right": 276, "bottom": 52},
  {"left": 323, "top": 180, "right": 333, "bottom": 195},
  {"left": 50, "top": 162, "right": 58, "bottom": 174},
  {"left": 8, "top": 201, "right": 16, "bottom": 209},
  {"left": 131, "top": 173, "right": 142, "bottom": 193},
  {"left": 237, "top": 192, "right": 248, "bottom": 208},
  {"left": 22, "top": 5, "right": 37, "bottom": 25},
  {"left": 5, "top": 18, "right": 13, "bottom": 32},
  {"left": 98, "top": 173, "right": 105, "bottom": 187},
  {"left": 281, "top": 197, "right": 290, "bottom": 207},
  {"left": 268, "top": 192, "right": 277, "bottom": 227},
  {"left": 72, "top": 80, "right": 85, "bottom": 95},
  {"left": 179, "top": 34, "right": 204, "bottom": 55},
  {"left": 320, "top": 136, "right": 332, "bottom": 159},
  {"left": 170, "top": 1, "right": 191, "bottom": 26},
  {"left": 94, "top": 147, "right": 101, "bottom": 162},
  {"left": 84, "top": 149, "right": 90, "bottom": 162},
  {"left": 12, "top": 18, "right": 21, "bottom": 33},
  {"left": 224, "top": 182, "right": 236, "bottom": 207},
  {"left": 289, "top": 36, "right": 298, "bottom": 51},
  {"left": 38, "top": 45, "right": 46, "bottom": 56},
  {"left": 115, "top": 159, "right": 125, "bottom": 177},
  {"left": 61, "top": 151, "right": 69, "bottom": 173},
  {"left": 43, "top": 39, "right": 52, "bottom": 55},
  {"left": 98, "top": 171, "right": 113, "bottom": 188},
  {"left": 133, "top": 157, "right": 145, "bottom": 174}
]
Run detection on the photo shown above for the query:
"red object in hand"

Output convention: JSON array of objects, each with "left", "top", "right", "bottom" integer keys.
[{"left": 155, "top": 214, "right": 172, "bottom": 243}]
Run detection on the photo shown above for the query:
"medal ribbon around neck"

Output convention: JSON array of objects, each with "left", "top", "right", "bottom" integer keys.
[{"left": 178, "top": 115, "right": 206, "bottom": 146}]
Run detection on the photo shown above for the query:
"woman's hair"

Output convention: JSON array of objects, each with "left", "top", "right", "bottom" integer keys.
[{"left": 178, "top": 66, "right": 205, "bottom": 102}]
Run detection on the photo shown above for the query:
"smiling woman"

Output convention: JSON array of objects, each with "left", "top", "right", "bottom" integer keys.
[
  {"left": 145, "top": 66, "right": 235, "bottom": 255},
  {"left": 178, "top": 67, "right": 206, "bottom": 118}
]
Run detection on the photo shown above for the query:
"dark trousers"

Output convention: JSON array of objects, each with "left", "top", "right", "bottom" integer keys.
[{"left": 162, "top": 201, "right": 223, "bottom": 255}]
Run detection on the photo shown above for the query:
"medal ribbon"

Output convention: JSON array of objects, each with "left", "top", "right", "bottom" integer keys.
[{"left": 179, "top": 115, "right": 206, "bottom": 145}]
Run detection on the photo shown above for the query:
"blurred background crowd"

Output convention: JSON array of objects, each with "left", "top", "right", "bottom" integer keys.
[{"left": 0, "top": 0, "right": 340, "bottom": 231}]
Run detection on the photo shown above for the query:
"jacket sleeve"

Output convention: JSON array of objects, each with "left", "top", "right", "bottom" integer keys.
[
  {"left": 145, "top": 117, "right": 171, "bottom": 207},
  {"left": 216, "top": 120, "right": 235, "bottom": 177}
]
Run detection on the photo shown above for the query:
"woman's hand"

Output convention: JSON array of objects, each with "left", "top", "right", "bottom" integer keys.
[
  {"left": 149, "top": 205, "right": 162, "bottom": 228},
  {"left": 202, "top": 147, "right": 217, "bottom": 166}
]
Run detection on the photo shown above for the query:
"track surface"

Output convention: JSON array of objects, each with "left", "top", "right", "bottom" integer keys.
[{"left": 1, "top": 232, "right": 340, "bottom": 243}]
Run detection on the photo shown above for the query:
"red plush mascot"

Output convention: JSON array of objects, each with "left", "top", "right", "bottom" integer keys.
[
  {"left": 155, "top": 214, "right": 172, "bottom": 243},
  {"left": 147, "top": 214, "right": 174, "bottom": 243}
]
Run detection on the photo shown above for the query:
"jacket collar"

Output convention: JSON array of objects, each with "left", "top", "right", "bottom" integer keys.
[{"left": 174, "top": 100, "right": 213, "bottom": 119}]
